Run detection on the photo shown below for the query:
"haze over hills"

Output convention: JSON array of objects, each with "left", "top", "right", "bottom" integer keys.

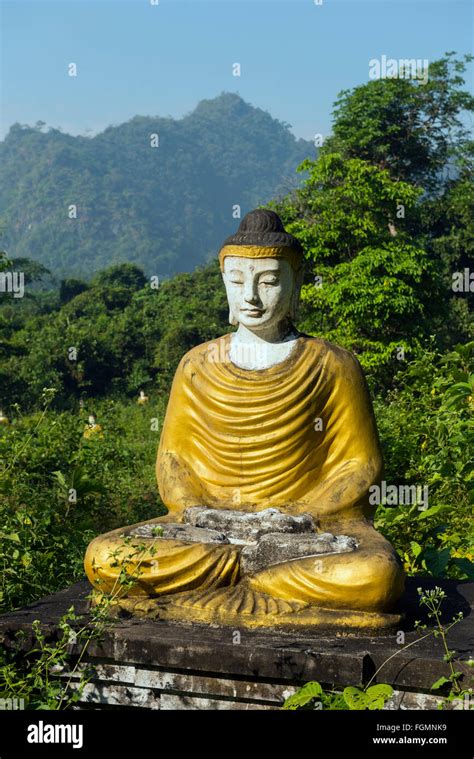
[{"left": 0, "top": 93, "right": 313, "bottom": 280}]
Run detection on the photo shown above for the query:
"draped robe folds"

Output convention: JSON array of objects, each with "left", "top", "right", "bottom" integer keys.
[{"left": 84, "top": 334, "right": 406, "bottom": 628}]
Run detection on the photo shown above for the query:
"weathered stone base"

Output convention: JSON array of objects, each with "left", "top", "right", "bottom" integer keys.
[
  {"left": 0, "top": 578, "right": 472, "bottom": 711},
  {"left": 93, "top": 583, "right": 403, "bottom": 633},
  {"left": 56, "top": 664, "right": 472, "bottom": 711}
]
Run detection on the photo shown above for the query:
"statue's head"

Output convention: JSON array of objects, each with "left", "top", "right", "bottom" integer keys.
[{"left": 219, "top": 210, "right": 304, "bottom": 331}]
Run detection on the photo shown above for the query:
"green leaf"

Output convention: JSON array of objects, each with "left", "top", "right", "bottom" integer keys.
[
  {"left": 366, "top": 684, "right": 394, "bottom": 709},
  {"left": 343, "top": 687, "right": 368, "bottom": 710},
  {"left": 51, "top": 470, "right": 68, "bottom": 489},
  {"left": 3, "top": 533, "right": 21, "bottom": 543},
  {"left": 282, "top": 681, "right": 323, "bottom": 710},
  {"left": 410, "top": 541, "right": 422, "bottom": 558},
  {"left": 450, "top": 558, "right": 474, "bottom": 581},
  {"left": 417, "top": 504, "right": 448, "bottom": 521},
  {"left": 431, "top": 676, "right": 451, "bottom": 691},
  {"left": 422, "top": 547, "right": 451, "bottom": 576}
]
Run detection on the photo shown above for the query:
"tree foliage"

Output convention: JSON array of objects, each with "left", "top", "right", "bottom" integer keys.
[
  {"left": 271, "top": 54, "right": 473, "bottom": 385},
  {"left": 326, "top": 53, "right": 474, "bottom": 189}
]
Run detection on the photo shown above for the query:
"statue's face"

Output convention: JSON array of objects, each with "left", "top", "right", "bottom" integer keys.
[{"left": 222, "top": 256, "right": 294, "bottom": 331}]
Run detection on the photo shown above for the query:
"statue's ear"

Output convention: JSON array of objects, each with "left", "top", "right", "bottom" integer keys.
[
  {"left": 289, "top": 266, "right": 304, "bottom": 322},
  {"left": 222, "top": 270, "right": 238, "bottom": 325}
]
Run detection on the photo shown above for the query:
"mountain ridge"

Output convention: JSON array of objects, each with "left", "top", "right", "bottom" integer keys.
[{"left": 0, "top": 93, "right": 313, "bottom": 279}]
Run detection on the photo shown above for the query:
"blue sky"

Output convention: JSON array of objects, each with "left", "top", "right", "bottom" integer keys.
[{"left": 1, "top": 0, "right": 472, "bottom": 141}]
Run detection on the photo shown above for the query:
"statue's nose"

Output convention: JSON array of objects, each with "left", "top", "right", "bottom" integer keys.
[{"left": 243, "top": 281, "right": 259, "bottom": 303}]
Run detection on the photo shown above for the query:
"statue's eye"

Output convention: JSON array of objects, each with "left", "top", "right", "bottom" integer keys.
[
  {"left": 230, "top": 279, "right": 244, "bottom": 285},
  {"left": 260, "top": 279, "right": 278, "bottom": 286}
]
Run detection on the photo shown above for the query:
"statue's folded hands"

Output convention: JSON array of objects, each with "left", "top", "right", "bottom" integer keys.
[{"left": 84, "top": 210, "right": 405, "bottom": 630}]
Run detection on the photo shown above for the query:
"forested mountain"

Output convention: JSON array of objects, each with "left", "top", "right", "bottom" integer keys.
[{"left": 0, "top": 93, "right": 312, "bottom": 279}]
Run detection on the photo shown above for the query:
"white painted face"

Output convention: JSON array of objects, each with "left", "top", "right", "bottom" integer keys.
[{"left": 222, "top": 256, "right": 294, "bottom": 331}]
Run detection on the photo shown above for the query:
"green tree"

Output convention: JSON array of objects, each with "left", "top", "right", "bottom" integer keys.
[
  {"left": 326, "top": 53, "right": 474, "bottom": 190},
  {"left": 272, "top": 154, "right": 435, "bottom": 382},
  {"left": 59, "top": 278, "right": 89, "bottom": 304},
  {"left": 92, "top": 263, "right": 147, "bottom": 291},
  {"left": 271, "top": 53, "right": 473, "bottom": 385}
]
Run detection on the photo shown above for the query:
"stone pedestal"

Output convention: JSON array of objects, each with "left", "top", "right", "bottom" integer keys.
[{"left": 0, "top": 578, "right": 472, "bottom": 710}]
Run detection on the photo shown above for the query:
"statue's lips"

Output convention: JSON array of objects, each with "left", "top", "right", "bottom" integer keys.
[{"left": 241, "top": 309, "right": 265, "bottom": 316}]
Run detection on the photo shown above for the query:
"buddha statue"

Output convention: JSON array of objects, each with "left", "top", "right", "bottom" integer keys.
[
  {"left": 84, "top": 210, "right": 405, "bottom": 630},
  {"left": 83, "top": 414, "right": 103, "bottom": 439}
]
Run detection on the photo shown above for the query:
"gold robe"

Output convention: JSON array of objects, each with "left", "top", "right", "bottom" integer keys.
[{"left": 84, "top": 334, "right": 405, "bottom": 629}]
